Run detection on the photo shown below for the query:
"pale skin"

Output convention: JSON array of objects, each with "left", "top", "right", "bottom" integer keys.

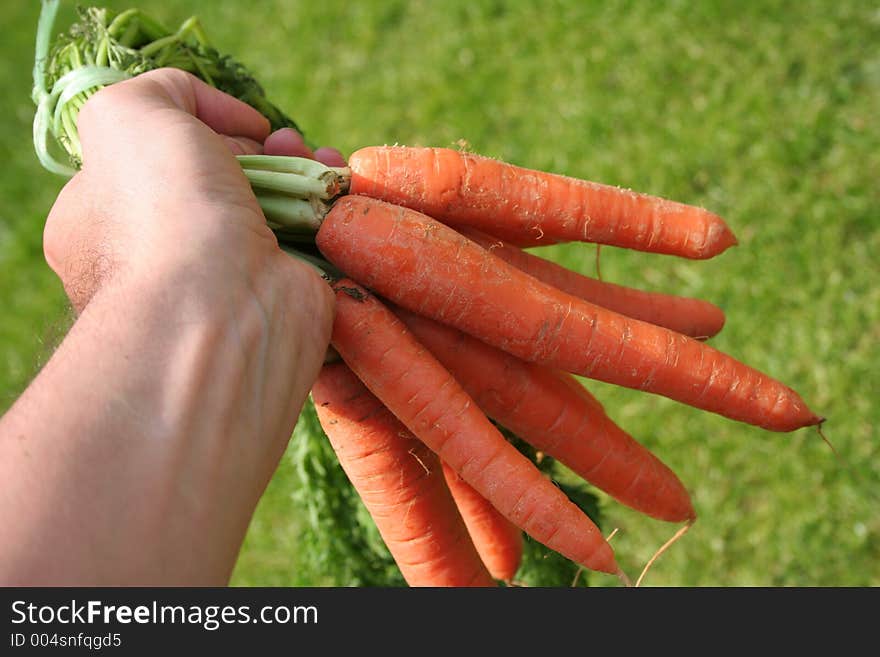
[{"left": 0, "top": 69, "right": 344, "bottom": 585}]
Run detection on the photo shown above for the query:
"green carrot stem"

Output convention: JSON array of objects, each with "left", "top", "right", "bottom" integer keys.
[
  {"left": 135, "top": 12, "right": 172, "bottom": 41},
  {"left": 239, "top": 156, "right": 350, "bottom": 197},
  {"left": 178, "top": 16, "right": 210, "bottom": 47},
  {"left": 60, "top": 109, "right": 80, "bottom": 159},
  {"left": 139, "top": 34, "right": 179, "bottom": 57},
  {"left": 243, "top": 168, "right": 336, "bottom": 200},
  {"left": 32, "top": 0, "right": 60, "bottom": 101},
  {"left": 117, "top": 19, "right": 141, "bottom": 48},
  {"left": 96, "top": 36, "right": 109, "bottom": 67},
  {"left": 255, "top": 193, "right": 327, "bottom": 232},
  {"left": 188, "top": 51, "right": 215, "bottom": 86},
  {"left": 107, "top": 8, "right": 139, "bottom": 38},
  {"left": 238, "top": 154, "right": 344, "bottom": 179}
]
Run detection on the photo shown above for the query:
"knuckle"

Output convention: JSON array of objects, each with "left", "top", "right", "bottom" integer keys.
[
  {"left": 76, "top": 82, "right": 136, "bottom": 149},
  {"left": 146, "top": 66, "right": 193, "bottom": 85},
  {"left": 78, "top": 67, "right": 197, "bottom": 138},
  {"left": 139, "top": 67, "right": 197, "bottom": 112}
]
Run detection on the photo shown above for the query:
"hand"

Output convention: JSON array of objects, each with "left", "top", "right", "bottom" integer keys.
[
  {"left": 43, "top": 68, "right": 330, "bottom": 314},
  {"left": 261, "top": 125, "right": 348, "bottom": 167},
  {"left": 0, "top": 69, "right": 334, "bottom": 584}
]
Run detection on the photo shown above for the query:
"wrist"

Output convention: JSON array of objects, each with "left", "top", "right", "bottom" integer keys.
[{"left": 0, "top": 244, "right": 331, "bottom": 584}]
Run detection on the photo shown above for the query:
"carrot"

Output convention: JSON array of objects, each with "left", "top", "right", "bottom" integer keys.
[
  {"left": 440, "top": 461, "right": 524, "bottom": 583},
  {"left": 482, "top": 232, "right": 566, "bottom": 249},
  {"left": 397, "top": 308, "right": 695, "bottom": 522},
  {"left": 348, "top": 146, "right": 738, "bottom": 259},
  {"left": 328, "top": 278, "right": 620, "bottom": 576},
  {"left": 312, "top": 361, "right": 496, "bottom": 587},
  {"left": 315, "top": 195, "right": 821, "bottom": 432},
  {"left": 460, "top": 227, "right": 726, "bottom": 339}
]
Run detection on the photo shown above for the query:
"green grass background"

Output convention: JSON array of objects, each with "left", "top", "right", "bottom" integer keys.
[{"left": 2, "top": 0, "right": 877, "bottom": 586}]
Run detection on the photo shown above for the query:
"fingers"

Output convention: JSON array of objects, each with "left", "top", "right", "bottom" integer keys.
[
  {"left": 77, "top": 68, "right": 271, "bottom": 164},
  {"left": 263, "top": 128, "right": 314, "bottom": 158},
  {"left": 223, "top": 136, "right": 264, "bottom": 156},
  {"left": 145, "top": 68, "right": 271, "bottom": 140},
  {"left": 78, "top": 68, "right": 350, "bottom": 166},
  {"left": 313, "top": 147, "right": 347, "bottom": 167},
  {"left": 264, "top": 128, "right": 348, "bottom": 166},
  {"left": 187, "top": 76, "right": 271, "bottom": 141}
]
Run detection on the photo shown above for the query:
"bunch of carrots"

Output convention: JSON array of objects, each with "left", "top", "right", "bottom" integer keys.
[
  {"left": 34, "top": 1, "right": 823, "bottom": 586},
  {"left": 308, "top": 148, "right": 821, "bottom": 586}
]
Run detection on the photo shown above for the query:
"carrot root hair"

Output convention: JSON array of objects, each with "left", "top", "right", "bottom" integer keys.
[
  {"left": 635, "top": 518, "right": 696, "bottom": 588},
  {"left": 812, "top": 420, "right": 878, "bottom": 509},
  {"left": 815, "top": 419, "right": 838, "bottom": 457}
]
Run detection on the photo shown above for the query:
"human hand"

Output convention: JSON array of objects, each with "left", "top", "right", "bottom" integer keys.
[
  {"left": 0, "top": 69, "right": 334, "bottom": 584},
  {"left": 45, "top": 68, "right": 317, "bottom": 313}
]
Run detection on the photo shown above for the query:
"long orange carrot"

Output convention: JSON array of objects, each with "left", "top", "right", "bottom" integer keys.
[
  {"left": 329, "top": 278, "right": 620, "bottom": 576},
  {"left": 440, "top": 461, "right": 524, "bottom": 583},
  {"left": 315, "top": 196, "right": 821, "bottom": 432},
  {"left": 312, "top": 362, "right": 496, "bottom": 587},
  {"left": 460, "top": 227, "right": 726, "bottom": 339},
  {"left": 348, "top": 146, "right": 738, "bottom": 259},
  {"left": 398, "top": 309, "right": 695, "bottom": 522}
]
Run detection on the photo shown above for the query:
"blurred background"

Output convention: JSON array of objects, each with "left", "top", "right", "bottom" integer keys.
[{"left": 2, "top": 0, "right": 877, "bottom": 586}]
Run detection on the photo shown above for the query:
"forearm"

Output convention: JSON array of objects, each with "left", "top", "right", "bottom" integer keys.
[{"left": 0, "top": 258, "right": 329, "bottom": 584}]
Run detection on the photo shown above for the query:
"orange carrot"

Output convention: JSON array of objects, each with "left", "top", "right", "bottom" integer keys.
[
  {"left": 440, "top": 461, "right": 524, "bottom": 582},
  {"left": 398, "top": 309, "right": 695, "bottom": 522},
  {"left": 312, "top": 362, "right": 496, "bottom": 587},
  {"left": 348, "top": 146, "right": 737, "bottom": 259},
  {"left": 460, "top": 227, "right": 726, "bottom": 339},
  {"left": 315, "top": 195, "right": 821, "bottom": 432},
  {"left": 329, "top": 278, "right": 620, "bottom": 576},
  {"left": 482, "top": 233, "right": 565, "bottom": 249}
]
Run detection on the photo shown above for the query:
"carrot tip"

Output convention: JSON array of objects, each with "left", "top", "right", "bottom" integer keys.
[
  {"left": 694, "top": 219, "right": 739, "bottom": 258},
  {"left": 718, "top": 226, "right": 739, "bottom": 252}
]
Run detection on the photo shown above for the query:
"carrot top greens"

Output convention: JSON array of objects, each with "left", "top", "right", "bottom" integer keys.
[{"left": 33, "top": 0, "right": 300, "bottom": 175}]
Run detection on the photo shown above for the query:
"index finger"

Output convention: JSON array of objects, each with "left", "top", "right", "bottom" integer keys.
[
  {"left": 78, "top": 68, "right": 271, "bottom": 150},
  {"left": 145, "top": 68, "right": 271, "bottom": 141}
]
